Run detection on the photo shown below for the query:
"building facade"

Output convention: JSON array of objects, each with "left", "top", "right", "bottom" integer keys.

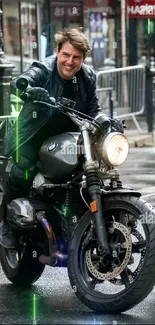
[
  {"left": 1, "top": 0, "right": 117, "bottom": 75},
  {"left": 1, "top": 0, "right": 155, "bottom": 76},
  {"left": 2, "top": 0, "right": 42, "bottom": 75},
  {"left": 127, "top": 0, "right": 155, "bottom": 69}
]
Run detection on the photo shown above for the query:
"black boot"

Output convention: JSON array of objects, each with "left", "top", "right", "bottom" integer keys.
[
  {"left": 0, "top": 180, "right": 18, "bottom": 249},
  {"left": 0, "top": 220, "right": 18, "bottom": 249}
]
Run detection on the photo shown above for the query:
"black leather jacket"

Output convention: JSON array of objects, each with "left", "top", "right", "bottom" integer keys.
[{"left": 4, "top": 55, "right": 103, "bottom": 157}]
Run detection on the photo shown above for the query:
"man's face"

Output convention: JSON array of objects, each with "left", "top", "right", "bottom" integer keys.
[{"left": 56, "top": 42, "right": 84, "bottom": 80}]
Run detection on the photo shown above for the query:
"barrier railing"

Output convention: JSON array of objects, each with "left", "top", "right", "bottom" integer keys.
[
  {"left": 0, "top": 114, "right": 18, "bottom": 135},
  {"left": 96, "top": 65, "right": 146, "bottom": 133}
]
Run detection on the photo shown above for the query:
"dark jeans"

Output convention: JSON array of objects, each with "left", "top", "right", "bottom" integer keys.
[
  {"left": 0, "top": 104, "right": 78, "bottom": 223},
  {"left": 0, "top": 119, "right": 53, "bottom": 222},
  {"left": 3, "top": 104, "right": 78, "bottom": 206},
  {"left": 2, "top": 120, "right": 51, "bottom": 212},
  {"left": 0, "top": 133, "right": 41, "bottom": 222}
]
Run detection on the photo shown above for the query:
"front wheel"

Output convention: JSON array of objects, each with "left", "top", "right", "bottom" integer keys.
[{"left": 68, "top": 195, "right": 155, "bottom": 314}]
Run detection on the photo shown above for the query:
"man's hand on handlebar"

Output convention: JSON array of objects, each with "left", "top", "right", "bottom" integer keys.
[
  {"left": 93, "top": 113, "right": 126, "bottom": 136},
  {"left": 110, "top": 118, "right": 126, "bottom": 134},
  {"left": 20, "top": 87, "right": 51, "bottom": 103}
]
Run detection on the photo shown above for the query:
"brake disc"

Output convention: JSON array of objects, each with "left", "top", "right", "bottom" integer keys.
[
  {"left": 110, "top": 228, "right": 146, "bottom": 285},
  {"left": 85, "top": 221, "right": 132, "bottom": 281}
]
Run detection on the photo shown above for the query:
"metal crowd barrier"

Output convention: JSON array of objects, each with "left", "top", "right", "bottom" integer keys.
[
  {"left": 153, "top": 87, "right": 155, "bottom": 107},
  {"left": 0, "top": 94, "right": 22, "bottom": 135},
  {"left": 0, "top": 114, "right": 18, "bottom": 130},
  {"left": 96, "top": 65, "right": 146, "bottom": 133}
]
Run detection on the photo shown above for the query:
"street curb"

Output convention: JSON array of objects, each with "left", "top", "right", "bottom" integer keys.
[{"left": 127, "top": 134, "right": 154, "bottom": 148}]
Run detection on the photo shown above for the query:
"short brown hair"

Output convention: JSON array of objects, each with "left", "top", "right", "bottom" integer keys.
[{"left": 54, "top": 27, "right": 91, "bottom": 59}]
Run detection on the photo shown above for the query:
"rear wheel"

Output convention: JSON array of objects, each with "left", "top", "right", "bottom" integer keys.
[
  {"left": 0, "top": 241, "right": 45, "bottom": 286},
  {"left": 68, "top": 195, "right": 155, "bottom": 314}
]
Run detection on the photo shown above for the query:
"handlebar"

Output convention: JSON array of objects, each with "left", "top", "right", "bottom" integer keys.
[
  {"left": 16, "top": 77, "right": 29, "bottom": 91},
  {"left": 15, "top": 77, "right": 100, "bottom": 122},
  {"left": 32, "top": 96, "right": 99, "bottom": 130},
  {"left": 15, "top": 77, "right": 110, "bottom": 132}
]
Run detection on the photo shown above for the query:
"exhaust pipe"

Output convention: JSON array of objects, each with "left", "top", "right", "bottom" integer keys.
[
  {"left": 39, "top": 250, "right": 67, "bottom": 266},
  {"left": 36, "top": 211, "right": 67, "bottom": 266}
]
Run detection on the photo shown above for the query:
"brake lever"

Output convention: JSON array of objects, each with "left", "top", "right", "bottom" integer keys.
[
  {"left": 32, "top": 100, "right": 69, "bottom": 114},
  {"left": 33, "top": 100, "right": 56, "bottom": 109}
]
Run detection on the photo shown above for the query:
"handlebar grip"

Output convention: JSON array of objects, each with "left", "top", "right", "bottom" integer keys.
[{"left": 16, "top": 77, "right": 29, "bottom": 91}]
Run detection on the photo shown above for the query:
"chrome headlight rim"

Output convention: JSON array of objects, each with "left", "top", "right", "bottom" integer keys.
[{"left": 98, "top": 132, "right": 129, "bottom": 167}]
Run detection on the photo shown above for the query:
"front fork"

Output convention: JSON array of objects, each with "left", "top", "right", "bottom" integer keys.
[{"left": 81, "top": 127, "right": 110, "bottom": 255}]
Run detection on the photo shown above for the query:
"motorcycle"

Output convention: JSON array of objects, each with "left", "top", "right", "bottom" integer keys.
[{"left": 1, "top": 91, "right": 155, "bottom": 314}]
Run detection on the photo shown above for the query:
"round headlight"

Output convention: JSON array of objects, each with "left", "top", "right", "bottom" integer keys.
[{"left": 99, "top": 132, "right": 129, "bottom": 166}]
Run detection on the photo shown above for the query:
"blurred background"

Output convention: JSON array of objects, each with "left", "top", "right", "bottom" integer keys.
[
  {"left": 0, "top": 0, "right": 155, "bottom": 137},
  {"left": 1, "top": 0, "right": 155, "bottom": 75}
]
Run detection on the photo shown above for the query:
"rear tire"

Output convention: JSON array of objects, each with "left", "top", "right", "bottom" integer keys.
[
  {"left": 0, "top": 242, "right": 45, "bottom": 286},
  {"left": 68, "top": 195, "right": 155, "bottom": 313}
]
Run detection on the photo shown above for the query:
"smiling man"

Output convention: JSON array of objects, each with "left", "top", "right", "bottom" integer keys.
[
  {"left": 55, "top": 28, "right": 89, "bottom": 79},
  {"left": 0, "top": 27, "right": 123, "bottom": 249},
  {"left": 56, "top": 42, "right": 83, "bottom": 79}
]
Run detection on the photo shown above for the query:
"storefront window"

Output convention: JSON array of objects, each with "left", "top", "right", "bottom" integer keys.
[
  {"left": 127, "top": 0, "right": 155, "bottom": 69},
  {"left": 49, "top": 1, "right": 83, "bottom": 55},
  {"left": 83, "top": 0, "right": 115, "bottom": 70},
  {"left": 137, "top": 19, "right": 155, "bottom": 68},
  {"left": 40, "top": 0, "right": 53, "bottom": 58},
  {"left": 3, "top": 0, "right": 20, "bottom": 74},
  {"left": 3, "top": 1, "right": 39, "bottom": 75},
  {"left": 20, "top": 2, "right": 38, "bottom": 71}
]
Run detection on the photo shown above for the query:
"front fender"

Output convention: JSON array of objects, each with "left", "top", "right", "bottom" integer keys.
[{"left": 101, "top": 188, "right": 141, "bottom": 198}]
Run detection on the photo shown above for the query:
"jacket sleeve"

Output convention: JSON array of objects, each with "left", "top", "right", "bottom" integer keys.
[{"left": 10, "top": 61, "right": 50, "bottom": 97}]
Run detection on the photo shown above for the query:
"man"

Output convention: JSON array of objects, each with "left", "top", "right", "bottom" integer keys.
[{"left": 0, "top": 27, "right": 123, "bottom": 249}]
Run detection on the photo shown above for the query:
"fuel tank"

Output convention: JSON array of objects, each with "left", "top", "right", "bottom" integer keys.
[{"left": 39, "top": 132, "right": 80, "bottom": 182}]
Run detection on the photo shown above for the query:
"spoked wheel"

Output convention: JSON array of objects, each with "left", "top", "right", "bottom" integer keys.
[
  {"left": 68, "top": 195, "right": 155, "bottom": 314},
  {"left": 109, "top": 227, "right": 146, "bottom": 286}
]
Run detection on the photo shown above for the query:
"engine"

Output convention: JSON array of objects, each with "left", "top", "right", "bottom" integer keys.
[{"left": 7, "top": 198, "right": 34, "bottom": 226}]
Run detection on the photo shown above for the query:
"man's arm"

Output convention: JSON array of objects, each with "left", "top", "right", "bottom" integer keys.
[{"left": 10, "top": 61, "right": 50, "bottom": 97}]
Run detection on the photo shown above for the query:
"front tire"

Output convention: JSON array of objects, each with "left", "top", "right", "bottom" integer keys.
[{"left": 68, "top": 195, "right": 155, "bottom": 314}]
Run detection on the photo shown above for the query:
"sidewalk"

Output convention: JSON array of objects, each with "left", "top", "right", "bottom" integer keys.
[{"left": 124, "top": 116, "right": 154, "bottom": 148}]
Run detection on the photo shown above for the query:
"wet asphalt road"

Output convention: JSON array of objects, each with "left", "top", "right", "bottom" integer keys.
[
  {"left": 119, "top": 147, "right": 155, "bottom": 206},
  {"left": 1, "top": 147, "right": 155, "bottom": 324},
  {"left": 1, "top": 266, "right": 155, "bottom": 325}
]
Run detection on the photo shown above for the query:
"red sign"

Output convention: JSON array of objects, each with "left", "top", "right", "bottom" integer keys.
[{"left": 127, "top": 0, "right": 155, "bottom": 18}]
